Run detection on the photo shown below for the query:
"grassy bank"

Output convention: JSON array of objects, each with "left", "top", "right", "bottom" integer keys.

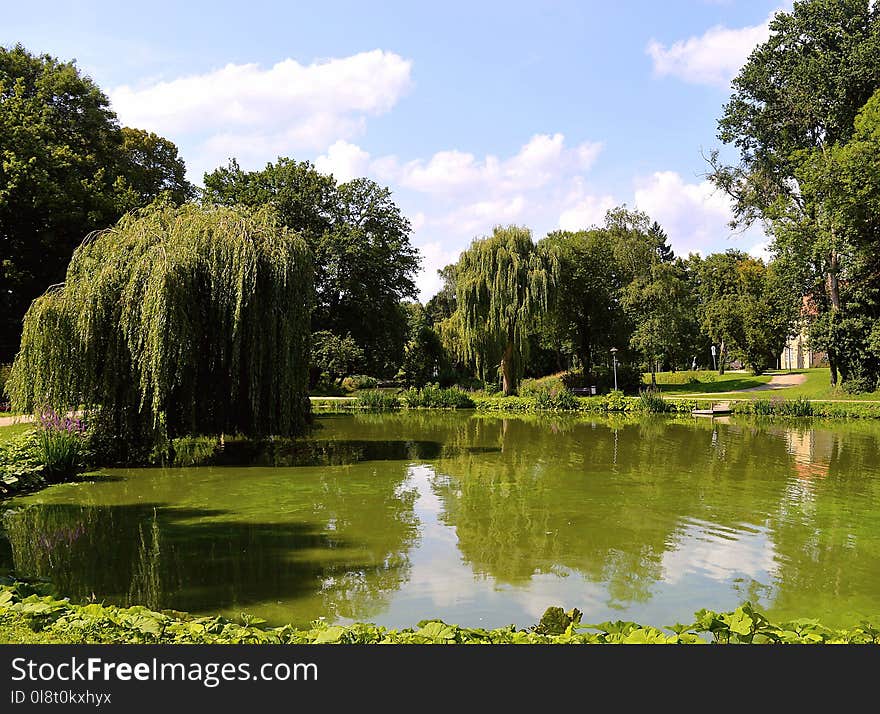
[
  {"left": 659, "top": 368, "right": 880, "bottom": 401},
  {"left": 1, "top": 583, "right": 878, "bottom": 644},
  {"left": 647, "top": 371, "right": 773, "bottom": 394}
]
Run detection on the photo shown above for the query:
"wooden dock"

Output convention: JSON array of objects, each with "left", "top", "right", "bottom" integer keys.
[{"left": 691, "top": 401, "right": 732, "bottom": 417}]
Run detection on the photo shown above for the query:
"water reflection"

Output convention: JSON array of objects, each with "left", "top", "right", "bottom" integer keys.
[
  {"left": 1, "top": 458, "right": 420, "bottom": 625},
  {"left": 2, "top": 415, "right": 880, "bottom": 628}
]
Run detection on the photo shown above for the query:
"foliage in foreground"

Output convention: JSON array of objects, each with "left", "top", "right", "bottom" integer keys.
[
  {"left": 0, "top": 430, "right": 45, "bottom": 498},
  {"left": 1, "top": 584, "right": 878, "bottom": 644}
]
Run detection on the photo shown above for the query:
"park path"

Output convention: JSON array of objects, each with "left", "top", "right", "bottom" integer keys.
[
  {"left": 0, "top": 414, "right": 32, "bottom": 427},
  {"left": 738, "top": 373, "right": 807, "bottom": 392},
  {"left": 677, "top": 372, "right": 807, "bottom": 398}
]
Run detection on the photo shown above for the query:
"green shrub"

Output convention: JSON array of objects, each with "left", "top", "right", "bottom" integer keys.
[
  {"left": 472, "top": 396, "right": 537, "bottom": 412},
  {"left": 842, "top": 376, "right": 878, "bottom": 394},
  {"left": 0, "top": 430, "right": 46, "bottom": 498},
  {"left": 355, "top": 391, "right": 400, "bottom": 411},
  {"left": 752, "top": 399, "right": 775, "bottom": 416},
  {"left": 35, "top": 409, "right": 87, "bottom": 482},
  {"left": 811, "top": 401, "right": 880, "bottom": 418},
  {"left": 520, "top": 374, "right": 567, "bottom": 397},
  {"left": 636, "top": 392, "right": 669, "bottom": 413},
  {"left": 534, "top": 388, "right": 579, "bottom": 411},
  {"left": 342, "top": 375, "right": 379, "bottom": 392},
  {"left": 777, "top": 397, "right": 814, "bottom": 417},
  {"left": 602, "top": 390, "right": 629, "bottom": 412},
  {"left": 652, "top": 370, "right": 717, "bottom": 385},
  {"left": 401, "top": 385, "right": 475, "bottom": 409},
  {"left": 736, "top": 398, "right": 813, "bottom": 417}
]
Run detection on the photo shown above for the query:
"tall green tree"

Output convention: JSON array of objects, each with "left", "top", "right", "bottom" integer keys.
[
  {"left": 795, "top": 89, "right": 880, "bottom": 389},
  {"left": 0, "top": 44, "right": 192, "bottom": 361},
  {"left": 398, "top": 302, "right": 447, "bottom": 387},
  {"left": 116, "top": 127, "right": 193, "bottom": 208},
  {"left": 311, "top": 330, "right": 365, "bottom": 385},
  {"left": 692, "top": 251, "right": 796, "bottom": 374},
  {"left": 622, "top": 259, "right": 693, "bottom": 386},
  {"left": 539, "top": 229, "right": 626, "bottom": 373},
  {"left": 709, "top": 0, "right": 880, "bottom": 385},
  {"left": 8, "top": 204, "right": 313, "bottom": 460},
  {"left": 446, "top": 226, "right": 556, "bottom": 395},
  {"left": 203, "top": 160, "right": 419, "bottom": 375}
]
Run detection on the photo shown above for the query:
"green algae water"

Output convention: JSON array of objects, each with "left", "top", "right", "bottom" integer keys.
[{"left": 3, "top": 412, "right": 880, "bottom": 629}]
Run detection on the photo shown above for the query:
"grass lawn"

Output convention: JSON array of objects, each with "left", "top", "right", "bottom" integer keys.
[
  {"left": 0, "top": 422, "right": 31, "bottom": 443},
  {"left": 647, "top": 371, "right": 773, "bottom": 395},
  {"left": 662, "top": 368, "right": 880, "bottom": 401},
  {"left": 770, "top": 368, "right": 880, "bottom": 401}
]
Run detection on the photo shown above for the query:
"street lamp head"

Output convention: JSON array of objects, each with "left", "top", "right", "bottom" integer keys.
[{"left": 610, "top": 347, "right": 618, "bottom": 354}]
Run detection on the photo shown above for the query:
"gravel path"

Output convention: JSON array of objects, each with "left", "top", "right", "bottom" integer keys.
[
  {"left": 0, "top": 414, "right": 32, "bottom": 427},
  {"left": 739, "top": 373, "right": 808, "bottom": 392}
]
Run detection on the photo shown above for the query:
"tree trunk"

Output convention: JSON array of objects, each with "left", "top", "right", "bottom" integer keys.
[
  {"left": 827, "top": 249, "right": 840, "bottom": 387},
  {"left": 501, "top": 341, "right": 516, "bottom": 396},
  {"left": 718, "top": 339, "right": 726, "bottom": 375}
]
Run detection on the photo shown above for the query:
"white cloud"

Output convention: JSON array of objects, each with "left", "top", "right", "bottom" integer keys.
[
  {"left": 315, "top": 140, "right": 371, "bottom": 182},
  {"left": 381, "top": 134, "right": 603, "bottom": 196},
  {"left": 110, "top": 50, "right": 413, "bottom": 175},
  {"left": 442, "top": 195, "right": 528, "bottom": 237},
  {"left": 410, "top": 211, "right": 427, "bottom": 233},
  {"left": 416, "top": 241, "right": 463, "bottom": 299},
  {"left": 632, "top": 171, "right": 734, "bottom": 254},
  {"left": 646, "top": 8, "right": 784, "bottom": 87},
  {"left": 558, "top": 185, "right": 617, "bottom": 231},
  {"left": 555, "top": 170, "right": 768, "bottom": 260},
  {"left": 748, "top": 241, "right": 773, "bottom": 262},
  {"left": 355, "top": 134, "right": 603, "bottom": 297}
]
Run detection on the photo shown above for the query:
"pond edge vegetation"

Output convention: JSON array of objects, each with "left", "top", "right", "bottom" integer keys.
[
  {"left": 1, "top": 583, "right": 879, "bottom": 645},
  {"left": 312, "top": 387, "right": 880, "bottom": 419}
]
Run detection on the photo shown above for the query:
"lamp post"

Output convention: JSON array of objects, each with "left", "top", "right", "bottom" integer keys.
[{"left": 610, "top": 347, "right": 618, "bottom": 392}]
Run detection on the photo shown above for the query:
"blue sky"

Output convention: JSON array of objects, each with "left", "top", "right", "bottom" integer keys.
[{"left": 3, "top": 0, "right": 789, "bottom": 297}]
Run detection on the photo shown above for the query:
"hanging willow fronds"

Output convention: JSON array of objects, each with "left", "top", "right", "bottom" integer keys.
[
  {"left": 8, "top": 203, "right": 313, "bottom": 456},
  {"left": 445, "top": 225, "right": 556, "bottom": 392}
]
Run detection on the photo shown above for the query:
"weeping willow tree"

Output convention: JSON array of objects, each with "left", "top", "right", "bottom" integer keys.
[
  {"left": 445, "top": 225, "right": 556, "bottom": 395},
  {"left": 8, "top": 203, "right": 313, "bottom": 460}
]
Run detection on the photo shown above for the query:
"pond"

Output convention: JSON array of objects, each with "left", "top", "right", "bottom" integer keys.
[{"left": 2, "top": 412, "right": 880, "bottom": 630}]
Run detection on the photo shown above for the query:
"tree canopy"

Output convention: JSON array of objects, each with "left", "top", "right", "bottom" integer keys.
[
  {"left": 202, "top": 159, "right": 419, "bottom": 376},
  {"left": 444, "top": 226, "right": 556, "bottom": 395},
  {"left": 0, "top": 44, "right": 193, "bottom": 362},
  {"left": 710, "top": 0, "right": 880, "bottom": 388},
  {"left": 8, "top": 204, "right": 313, "bottom": 460}
]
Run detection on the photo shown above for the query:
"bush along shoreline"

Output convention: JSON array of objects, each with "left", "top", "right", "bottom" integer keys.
[
  {"left": 0, "top": 410, "right": 91, "bottom": 499},
  {"left": 1, "top": 583, "right": 878, "bottom": 644},
  {"left": 312, "top": 388, "right": 880, "bottom": 419}
]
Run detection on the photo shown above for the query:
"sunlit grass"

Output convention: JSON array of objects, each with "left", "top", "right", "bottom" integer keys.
[
  {"left": 664, "top": 368, "right": 880, "bottom": 401},
  {"left": 648, "top": 371, "right": 772, "bottom": 395},
  {"left": 0, "top": 422, "right": 32, "bottom": 444}
]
